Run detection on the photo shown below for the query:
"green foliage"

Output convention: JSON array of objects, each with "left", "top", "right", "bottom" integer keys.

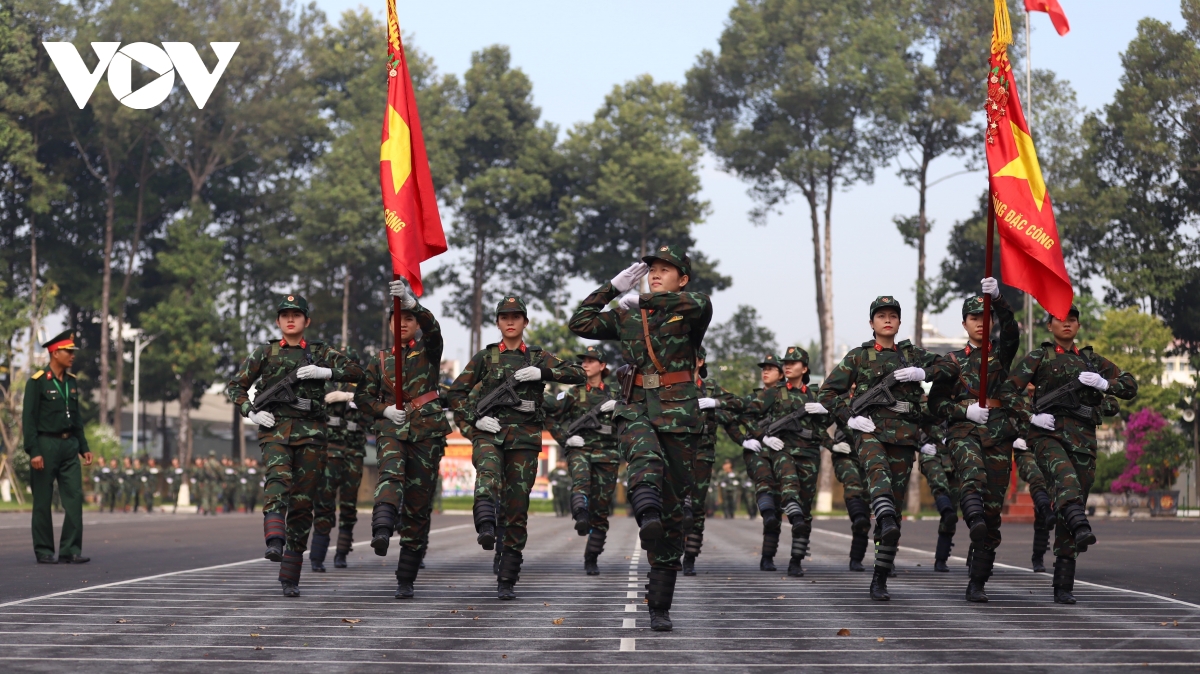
[
  {"left": 1092, "top": 307, "right": 1178, "bottom": 415},
  {"left": 1094, "top": 449, "right": 1127, "bottom": 493},
  {"left": 526, "top": 319, "right": 584, "bottom": 363},
  {"left": 85, "top": 422, "right": 122, "bottom": 464},
  {"left": 706, "top": 305, "right": 778, "bottom": 397}
]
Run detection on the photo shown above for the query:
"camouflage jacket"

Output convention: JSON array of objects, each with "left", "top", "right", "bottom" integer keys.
[
  {"left": 22, "top": 369, "right": 89, "bottom": 457},
  {"left": 446, "top": 342, "right": 585, "bottom": 444},
  {"left": 928, "top": 294, "right": 1022, "bottom": 445},
  {"left": 226, "top": 338, "right": 362, "bottom": 447},
  {"left": 697, "top": 376, "right": 746, "bottom": 461},
  {"left": 1007, "top": 342, "right": 1138, "bottom": 440},
  {"left": 543, "top": 382, "right": 620, "bottom": 463},
  {"left": 818, "top": 339, "right": 942, "bottom": 447},
  {"left": 743, "top": 380, "right": 828, "bottom": 457},
  {"left": 568, "top": 282, "right": 713, "bottom": 433},
  {"left": 357, "top": 303, "right": 451, "bottom": 443}
]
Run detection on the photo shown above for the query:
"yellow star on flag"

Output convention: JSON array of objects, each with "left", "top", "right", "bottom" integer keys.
[
  {"left": 380, "top": 105, "right": 412, "bottom": 195},
  {"left": 991, "top": 120, "right": 1048, "bottom": 211}
]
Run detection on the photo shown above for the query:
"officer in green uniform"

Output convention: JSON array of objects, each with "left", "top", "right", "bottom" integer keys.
[
  {"left": 1007, "top": 305, "right": 1137, "bottom": 604},
  {"left": 361, "top": 279, "right": 453, "bottom": 599},
  {"left": 569, "top": 247, "right": 712, "bottom": 632},
  {"left": 819, "top": 296, "right": 942, "bottom": 601},
  {"left": 544, "top": 345, "right": 621, "bottom": 575},
  {"left": 448, "top": 294, "right": 584, "bottom": 600},
  {"left": 739, "top": 354, "right": 787, "bottom": 570},
  {"left": 23, "top": 331, "right": 93, "bottom": 564},
  {"left": 226, "top": 294, "right": 362, "bottom": 597}
]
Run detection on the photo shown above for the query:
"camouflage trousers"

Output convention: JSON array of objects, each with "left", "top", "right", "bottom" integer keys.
[
  {"left": 720, "top": 488, "right": 737, "bottom": 518},
  {"left": 832, "top": 451, "right": 864, "bottom": 501},
  {"left": 691, "top": 457, "right": 715, "bottom": 535},
  {"left": 261, "top": 441, "right": 322, "bottom": 553},
  {"left": 743, "top": 449, "right": 779, "bottom": 499},
  {"left": 618, "top": 415, "right": 696, "bottom": 569},
  {"left": 920, "top": 449, "right": 959, "bottom": 502},
  {"left": 374, "top": 435, "right": 445, "bottom": 553},
  {"left": 769, "top": 449, "right": 819, "bottom": 522},
  {"left": 948, "top": 435, "right": 1013, "bottom": 551},
  {"left": 571, "top": 454, "right": 619, "bottom": 533},
  {"left": 1014, "top": 447, "right": 1047, "bottom": 495},
  {"left": 858, "top": 436, "right": 915, "bottom": 506},
  {"left": 313, "top": 444, "right": 365, "bottom": 536},
  {"left": 1032, "top": 431, "right": 1097, "bottom": 558},
  {"left": 473, "top": 439, "right": 540, "bottom": 553}
]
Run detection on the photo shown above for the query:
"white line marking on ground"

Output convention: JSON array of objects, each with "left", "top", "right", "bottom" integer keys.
[
  {"left": 619, "top": 637, "right": 636, "bottom": 651},
  {"left": 622, "top": 618, "right": 636, "bottom": 628}
]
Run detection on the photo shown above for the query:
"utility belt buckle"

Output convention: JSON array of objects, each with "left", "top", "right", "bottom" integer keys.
[
  {"left": 327, "top": 416, "right": 342, "bottom": 427},
  {"left": 1071, "top": 405, "right": 1095, "bottom": 422},
  {"left": 888, "top": 401, "right": 913, "bottom": 414},
  {"left": 516, "top": 399, "right": 536, "bottom": 413},
  {"left": 642, "top": 373, "right": 661, "bottom": 389},
  {"left": 346, "top": 421, "right": 359, "bottom": 432},
  {"left": 290, "top": 398, "right": 313, "bottom": 412},
  {"left": 599, "top": 424, "right": 613, "bottom": 435}
]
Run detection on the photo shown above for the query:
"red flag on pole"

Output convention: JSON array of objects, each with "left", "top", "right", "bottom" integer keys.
[
  {"left": 380, "top": 0, "right": 446, "bottom": 296},
  {"left": 1025, "top": 0, "right": 1070, "bottom": 36},
  {"left": 986, "top": 0, "right": 1074, "bottom": 321}
]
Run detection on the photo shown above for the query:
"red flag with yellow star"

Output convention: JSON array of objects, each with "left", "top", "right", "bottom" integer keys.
[
  {"left": 985, "top": 0, "right": 1073, "bottom": 319},
  {"left": 380, "top": 0, "right": 445, "bottom": 296}
]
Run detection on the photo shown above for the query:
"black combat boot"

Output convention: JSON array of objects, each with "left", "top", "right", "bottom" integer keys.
[
  {"left": 309, "top": 531, "right": 330, "bottom": 572},
  {"left": 681, "top": 495, "right": 695, "bottom": 535},
  {"left": 279, "top": 550, "right": 303, "bottom": 597},
  {"left": 871, "top": 496, "right": 901, "bottom": 547},
  {"left": 787, "top": 514, "right": 810, "bottom": 577},
  {"left": 1062, "top": 501, "right": 1096, "bottom": 550},
  {"left": 849, "top": 530, "right": 868, "bottom": 572},
  {"left": 869, "top": 565, "right": 891, "bottom": 601},
  {"left": 845, "top": 496, "right": 872, "bottom": 535},
  {"left": 646, "top": 567, "right": 677, "bottom": 632},
  {"left": 370, "top": 503, "right": 397, "bottom": 556},
  {"left": 473, "top": 499, "right": 497, "bottom": 550},
  {"left": 682, "top": 531, "right": 702, "bottom": 576},
  {"left": 629, "top": 485, "right": 664, "bottom": 546},
  {"left": 934, "top": 531, "right": 953, "bottom": 572},
  {"left": 394, "top": 546, "right": 422, "bottom": 599},
  {"left": 1031, "top": 521, "right": 1050, "bottom": 573},
  {"left": 571, "top": 493, "right": 590, "bottom": 536},
  {"left": 760, "top": 530, "right": 779, "bottom": 571},
  {"left": 960, "top": 492, "right": 989, "bottom": 543},
  {"left": 584, "top": 529, "right": 605, "bottom": 576},
  {"left": 757, "top": 494, "right": 781, "bottom": 534},
  {"left": 966, "top": 545, "right": 995, "bottom": 603},
  {"left": 334, "top": 528, "right": 352, "bottom": 568},
  {"left": 496, "top": 549, "right": 522, "bottom": 600},
  {"left": 1052, "top": 556, "right": 1077, "bottom": 604},
  {"left": 419, "top": 548, "right": 427, "bottom": 569},
  {"left": 934, "top": 494, "right": 957, "bottom": 573},
  {"left": 263, "top": 513, "right": 286, "bottom": 562},
  {"left": 1032, "top": 488, "right": 1055, "bottom": 530}
]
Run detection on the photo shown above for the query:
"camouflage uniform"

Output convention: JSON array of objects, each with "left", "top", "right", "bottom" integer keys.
[
  {"left": 311, "top": 367, "right": 368, "bottom": 571},
  {"left": 830, "top": 426, "right": 872, "bottom": 570},
  {"left": 684, "top": 372, "right": 744, "bottom": 573},
  {"left": 717, "top": 468, "right": 739, "bottom": 519},
  {"left": 549, "top": 463, "right": 570, "bottom": 516},
  {"left": 819, "top": 296, "right": 942, "bottom": 597},
  {"left": 360, "top": 300, "right": 452, "bottom": 595},
  {"left": 448, "top": 295, "right": 584, "bottom": 598},
  {"left": 1008, "top": 329, "right": 1136, "bottom": 602},
  {"left": 226, "top": 294, "right": 362, "bottom": 594}
]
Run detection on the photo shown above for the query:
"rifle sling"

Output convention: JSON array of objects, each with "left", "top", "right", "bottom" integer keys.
[{"left": 640, "top": 308, "right": 667, "bottom": 375}]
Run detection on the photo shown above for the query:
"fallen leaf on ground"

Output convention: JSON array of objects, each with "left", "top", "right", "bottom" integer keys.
[
  {"left": 543, "top": 602, "right": 550, "bottom": 606},
  {"left": 450, "top": 610, "right": 458, "bottom": 614},
  {"left": 774, "top": 595, "right": 786, "bottom": 600},
  {"left": 426, "top": 624, "right": 432, "bottom": 627},
  {"left": 502, "top": 655, "right": 508, "bottom": 659},
  {"left": 553, "top": 618, "right": 565, "bottom": 625},
  {"left": 467, "top": 606, "right": 475, "bottom": 610},
  {"left": 342, "top": 619, "right": 361, "bottom": 624},
  {"left": 250, "top": 634, "right": 260, "bottom": 638},
  {"left": 254, "top": 646, "right": 263, "bottom": 651},
  {"left": 115, "top": 619, "right": 128, "bottom": 624},
  {"left": 877, "top": 637, "right": 885, "bottom": 643},
  {"left": 473, "top": 616, "right": 480, "bottom": 621},
  {"left": 837, "top": 628, "right": 851, "bottom": 636}
]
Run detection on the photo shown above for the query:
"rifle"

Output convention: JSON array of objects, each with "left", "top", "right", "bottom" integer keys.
[
  {"left": 1033, "top": 379, "right": 1095, "bottom": 422},
  {"left": 474, "top": 375, "right": 534, "bottom": 418},
  {"left": 251, "top": 370, "right": 311, "bottom": 413},
  {"left": 764, "top": 409, "right": 812, "bottom": 439},
  {"left": 567, "top": 400, "right": 614, "bottom": 436},
  {"left": 615, "top": 364, "right": 636, "bottom": 404},
  {"left": 849, "top": 371, "right": 905, "bottom": 416}
]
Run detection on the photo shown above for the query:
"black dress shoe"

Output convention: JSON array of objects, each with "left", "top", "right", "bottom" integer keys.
[
  {"left": 58, "top": 554, "right": 90, "bottom": 564},
  {"left": 36, "top": 554, "right": 57, "bottom": 564}
]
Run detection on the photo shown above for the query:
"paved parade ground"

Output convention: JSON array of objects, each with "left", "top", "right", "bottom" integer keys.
[{"left": 0, "top": 512, "right": 1197, "bottom": 671}]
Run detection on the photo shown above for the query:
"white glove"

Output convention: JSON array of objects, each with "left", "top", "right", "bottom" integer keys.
[
  {"left": 600, "top": 400, "right": 617, "bottom": 413},
  {"left": 742, "top": 438, "right": 762, "bottom": 453},
  {"left": 324, "top": 390, "right": 355, "bottom": 404},
  {"left": 1013, "top": 438, "right": 1029, "bottom": 451},
  {"left": 832, "top": 442, "right": 851, "bottom": 454},
  {"left": 966, "top": 403, "right": 990, "bottom": 424},
  {"left": 804, "top": 402, "right": 828, "bottom": 415},
  {"left": 1031, "top": 413, "right": 1056, "bottom": 431},
  {"left": 297, "top": 365, "right": 332, "bottom": 380},
  {"left": 388, "top": 278, "right": 417, "bottom": 310},
  {"left": 248, "top": 410, "right": 276, "bottom": 428},
  {"left": 566, "top": 435, "right": 584, "bottom": 448},
  {"left": 1078, "top": 372, "right": 1109, "bottom": 391},
  {"left": 893, "top": 367, "right": 926, "bottom": 383},
  {"left": 920, "top": 443, "right": 937, "bottom": 456},
  {"left": 763, "top": 436, "right": 785, "bottom": 451},
  {"left": 610, "top": 262, "right": 649, "bottom": 293},
  {"left": 513, "top": 366, "right": 542, "bottom": 382},
  {"left": 981, "top": 276, "right": 1000, "bottom": 299},
  {"left": 618, "top": 291, "right": 641, "bottom": 312},
  {"left": 383, "top": 405, "right": 406, "bottom": 425},
  {"left": 475, "top": 416, "right": 501, "bottom": 434},
  {"left": 847, "top": 416, "right": 876, "bottom": 433},
  {"left": 698, "top": 397, "right": 719, "bottom": 410}
]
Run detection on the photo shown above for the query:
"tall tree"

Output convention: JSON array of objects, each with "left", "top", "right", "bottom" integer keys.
[
  {"left": 685, "top": 0, "right": 914, "bottom": 374},
  {"left": 706, "top": 305, "right": 779, "bottom": 397}
]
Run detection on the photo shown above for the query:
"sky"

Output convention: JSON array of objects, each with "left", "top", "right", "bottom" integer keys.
[{"left": 311, "top": 0, "right": 1185, "bottom": 366}]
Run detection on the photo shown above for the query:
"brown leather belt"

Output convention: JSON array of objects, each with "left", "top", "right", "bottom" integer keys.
[
  {"left": 403, "top": 390, "right": 441, "bottom": 413},
  {"left": 39, "top": 432, "right": 72, "bottom": 439},
  {"left": 633, "top": 371, "right": 693, "bottom": 389}
]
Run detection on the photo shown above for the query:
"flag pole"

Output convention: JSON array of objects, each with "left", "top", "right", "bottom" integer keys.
[
  {"left": 393, "top": 273, "right": 403, "bottom": 405},
  {"left": 1024, "top": 7, "right": 1034, "bottom": 355},
  {"left": 980, "top": 196, "right": 996, "bottom": 409}
]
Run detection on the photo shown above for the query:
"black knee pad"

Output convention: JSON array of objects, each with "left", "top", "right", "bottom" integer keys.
[
  {"left": 396, "top": 546, "right": 422, "bottom": 584},
  {"left": 645, "top": 567, "right": 677, "bottom": 610},
  {"left": 629, "top": 485, "right": 662, "bottom": 520},
  {"left": 498, "top": 549, "right": 523, "bottom": 585}
]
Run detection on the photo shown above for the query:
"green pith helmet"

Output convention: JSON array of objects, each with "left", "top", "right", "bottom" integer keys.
[
  {"left": 642, "top": 244, "right": 691, "bottom": 278},
  {"left": 962, "top": 296, "right": 987, "bottom": 319},
  {"left": 1045, "top": 304, "right": 1081, "bottom": 323},
  {"left": 869, "top": 295, "right": 901, "bottom": 320},
  {"left": 278, "top": 294, "right": 309, "bottom": 316},
  {"left": 495, "top": 295, "right": 527, "bottom": 318},
  {"left": 781, "top": 345, "right": 808, "bottom": 363},
  {"left": 758, "top": 354, "right": 783, "bottom": 372}
]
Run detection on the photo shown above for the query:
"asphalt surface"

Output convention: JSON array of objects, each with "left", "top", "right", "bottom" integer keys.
[{"left": 0, "top": 510, "right": 1196, "bottom": 671}]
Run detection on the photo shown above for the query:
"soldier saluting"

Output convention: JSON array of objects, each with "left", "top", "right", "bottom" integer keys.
[
  {"left": 1007, "top": 305, "right": 1137, "bottom": 604},
  {"left": 447, "top": 295, "right": 584, "bottom": 601},
  {"left": 23, "top": 331, "right": 93, "bottom": 564},
  {"left": 226, "top": 295, "right": 362, "bottom": 597},
  {"left": 819, "top": 296, "right": 941, "bottom": 601},
  {"left": 569, "top": 245, "right": 713, "bottom": 632}
]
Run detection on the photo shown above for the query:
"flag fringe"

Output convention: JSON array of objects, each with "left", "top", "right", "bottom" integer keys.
[{"left": 992, "top": 0, "right": 1013, "bottom": 53}]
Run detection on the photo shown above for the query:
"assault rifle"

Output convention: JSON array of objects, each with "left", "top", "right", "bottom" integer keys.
[
  {"left": 764, "top": 408, "right": 812, "bottom": 439},
  {"left": 1033, "top": 378, "right": 1095, "bottom": 422},
  {"left": 567, "top": 400, "right": 614, "bottom": 436},
  {"left": 252, "top": 370, "right": 311, "bottom": 413},
  {"left": 849, "top": 371, "right": 902, "bottom": 416},
  {"left": 475, "top": 375, "right": 535, "bottom": 418}
]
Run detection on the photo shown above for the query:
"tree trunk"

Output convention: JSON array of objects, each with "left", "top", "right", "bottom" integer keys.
[
  {"left": 178, "top": 372, "right": 193, "bottom": 466},
  {"left": 913, "top": 157, "right": 930, "bottom": 347},
  {"left": 341, "top": 270, "right": 351, "bottom": 347},
  {"left": 98, "top": 172, "right": 117, "bottom": 428},
  {"left": 805, "top": 191, "right": 830, "bottom": 375},
  {"left": 470, "top": 229, "right": 485, "bottom": 353},
  {"left": 112, "top": 145, "right": 152, "bottom": 439},
  {"left": 28, "top": 212, "right": 38, "bottom": 369},
  {"left": 639, "top": 218, "right": 649, "bottom": 293},
  {"left": 821, "top": 172, "right": 837, "bottom": 376},
  {"left": 160, "top": 398, "right": 170, "bottom": 464}
]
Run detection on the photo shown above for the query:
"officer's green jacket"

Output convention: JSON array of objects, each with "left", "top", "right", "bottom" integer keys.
[
  {"left": 543, "top": 382, "right": 620, "bottom": 463},
  {"left": 357, "top": 302, "right": 450, "bottom": 443},
  {"left": 23, "top": 369, "right": 89, "bottom": 458},
  {"left": 568, "top": 282, "right": 713, "bottom": 433},
  {"left": 819, "top": 339, "right": 942, "bottom": 447}
]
